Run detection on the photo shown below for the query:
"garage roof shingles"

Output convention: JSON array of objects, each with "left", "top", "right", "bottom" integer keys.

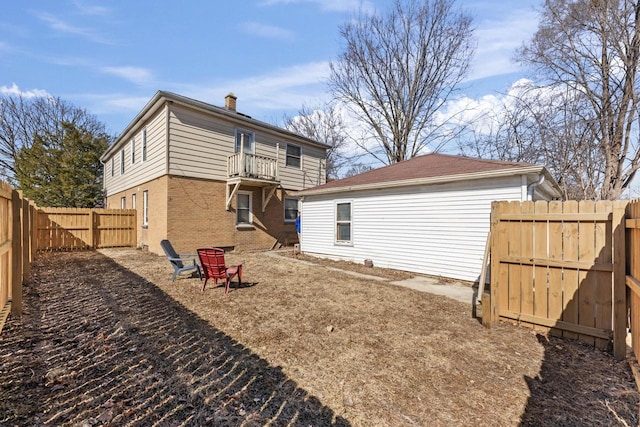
[{"left": 311, "top": 153, "right": 535, "bottom": 191}]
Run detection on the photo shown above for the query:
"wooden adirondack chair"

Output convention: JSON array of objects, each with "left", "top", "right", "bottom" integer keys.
[
  {"left": 160, "top": 239, "right": 202, "bottom": 283},
  {"left": 197, "top": 248, "right": 242, "bottom": 294}
]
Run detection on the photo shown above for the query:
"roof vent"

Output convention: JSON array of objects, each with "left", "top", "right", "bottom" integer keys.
[{"left": 225, "top": 92, "right": 237, "bottom": 112}]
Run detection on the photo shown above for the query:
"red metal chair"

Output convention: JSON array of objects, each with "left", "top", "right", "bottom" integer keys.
[{"left": 197, "top": 248, "right": 242, "bottom": 294}]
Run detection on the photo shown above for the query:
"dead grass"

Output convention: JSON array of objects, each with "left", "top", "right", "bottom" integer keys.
[{"left": 0, "top": 248, "right": 638, "bottom": 426}]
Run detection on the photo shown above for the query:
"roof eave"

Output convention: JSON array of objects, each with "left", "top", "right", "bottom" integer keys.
[
  {"left": 296, "top": 165, "right": 550, "bottom": 197},
  {"left": 101, "top": 91, "right": 330, "bottom": 162}
]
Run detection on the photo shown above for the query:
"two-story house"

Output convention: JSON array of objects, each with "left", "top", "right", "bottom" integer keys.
[{"left": 100, "top": 91, "right": 328, "bottom": 255}]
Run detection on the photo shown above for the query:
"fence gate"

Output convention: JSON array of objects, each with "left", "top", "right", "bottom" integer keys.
[
  {"left": 626, "top": 200, "right": 640, "bottom": 361},
  {"left": 489, "top": 200, "right": 627, "bottom": 359}
]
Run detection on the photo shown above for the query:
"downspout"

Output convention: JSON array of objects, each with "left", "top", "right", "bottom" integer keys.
[{"left": 527, "top": 174, "right": 545, "bottom": 201}]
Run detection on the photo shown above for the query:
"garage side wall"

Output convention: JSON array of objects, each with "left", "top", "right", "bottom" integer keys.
[{"left": 300, "top": 176, "right": 524, "bottom": 282}]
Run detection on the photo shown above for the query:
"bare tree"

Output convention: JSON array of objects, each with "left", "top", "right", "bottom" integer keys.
[
  {"left": 517, "top": 0, "right": 640, "bottom": 200},
  {"left": 0, "top": 93, "right": 108, "bottom": 181},
  {"left": 458, "top": 82, "right": 603, "bottom": 200},
  {"left": 283, "top": 103, "right": 348, "bottom": 179},
  {"left": 343, "top": 162, "right": 373, "bottom": 178},
  {"left": 328, "top": 0, "right": 475, "bottom": 165}
]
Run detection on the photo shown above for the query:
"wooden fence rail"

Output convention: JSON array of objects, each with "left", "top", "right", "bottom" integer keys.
[
  {"left": 488, "top": 200, "right": 628, "bottom": 359},
  {"left": 0, "top": 181, "right": 137, "bottom": 333},
  {"left": 626, "top": 200, "right": 640, "bottom": 362},
  {"left": 36, "top": 208, "right": 136, "bottom": 251},
  {"left": 0, "top": 182, "right": 36, "bottom": 332}
]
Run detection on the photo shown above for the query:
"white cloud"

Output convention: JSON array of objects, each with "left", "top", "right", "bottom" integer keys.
[
  {"left": 0, "top": 83, "right": 51, "bottom": 98},
  {"left": 72, "top": 0, "right": 110, "bottom": 16},
  {"left": 467, "top": 8, "right": 540, "bottom": 81},
  {"left": 100, "top": 66, "right": 154, "bottom": 86},
  {"left": 180, "top": 61, "right": 331, "bottom": 112},
  {"left": 35, "top": 12, "right": 113, "bottom": 44},
  {"left": 239, "top": 22, "right": 294, "bottom": 40},
  {"left": 259, "top": 0, "right": 375, "bottom": 13}
]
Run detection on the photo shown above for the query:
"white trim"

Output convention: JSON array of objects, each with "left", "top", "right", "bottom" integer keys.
[
  {"left": 284, "top": 197, "right": 299, "bottom": 223},
  {"left": 234, "top": 129, "right": 255, "bottom": 154},
  {"left": 120, "top": 150, "right": 125, "bottom": 175},
  {"left": 285, "top": 143, "right": 301, "bottom": 169},
  {"left": 130, "top": 139, "right": 135, "bottom": 164},
  {"left": 141, "top": 128, "right": 147, "bottom": 162},
  {"left": 236, "top": 190, "right": 253, "bottom": 225},
  {"left": 335, "top": 200, "right": 353, "bottom": 245},
  {"left": 297, "top": 166, "right": 559, "bottom": 197},
  {"left": 142, "top": 190, "right": 149, "bottom": 226}
]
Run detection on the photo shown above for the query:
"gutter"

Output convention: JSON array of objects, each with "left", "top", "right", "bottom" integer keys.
[
  {"left": 101, "top": 90, "right": 330, "bottom": 162},
  {"left": 296, "top": 165, "right": 550, "bottom": 197}
]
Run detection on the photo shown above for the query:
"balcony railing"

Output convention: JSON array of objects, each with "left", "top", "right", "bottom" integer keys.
[{"left": 227, "top": 152, "right": 278, "bottom": 181}]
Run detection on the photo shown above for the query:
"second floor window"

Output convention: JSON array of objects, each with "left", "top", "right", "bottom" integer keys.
[
  {"left": 111, "top": 158, "right": 114, "bottom": 176},
  {"left": 120, "top": 150, "right": 125, "bottom": 174},
  {"left": 286, "top": 144, "right": 301, "bottom": 168},
  {"left": 142, "top": 128, "right": 147, "bottom": 162},
  {"left": 131, "top": 139, "right": 135, "bottom": 164}
]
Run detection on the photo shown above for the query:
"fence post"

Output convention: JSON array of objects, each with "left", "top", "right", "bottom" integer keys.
[
  {"left": 613, "top": 200, "right": 628, "bottom": 359},
  {"left": 21, "top": 195, "right": 30, "bottom": 282},
  {"left": 10, "top": 190, "right": 22, "bottom": 317},
  {"left": 488, "top": 202, "right": 500, "bottom": 324},
  {"left": 30, "top": 203, "right": 37, "bottom": 260},
  {"left": 88, "top": 209, "right": 95, "bottom": 248}
]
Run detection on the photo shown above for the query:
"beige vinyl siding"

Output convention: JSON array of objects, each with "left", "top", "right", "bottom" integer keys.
[
  {"left": 278, "top": 143, "right": 326, "bottom": 190},
  {"left": 167, "top": 104, "right": 327, "bottom": 191},
  {"left": 168, "top": 105, "right": 235, "bottom": 180},
  {"left": 104, "top": 107, "right": 167, "bottom": 196},
  {"left": 300, "top": 176, "right": 525, "bottom": 282}
]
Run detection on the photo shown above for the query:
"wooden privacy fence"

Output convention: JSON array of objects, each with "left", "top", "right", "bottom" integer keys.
[
  {"left": 37, "top": 208, "right": 136, "bottom": 250},
  {"left": 488, "top": 200, "right": 627, "bottom": 359},
  {"left": 0, "top": 182, "right": 36, "bottom": 332},
  {"left": 626, "top": 200, "right": 640, "bottom": 362}
]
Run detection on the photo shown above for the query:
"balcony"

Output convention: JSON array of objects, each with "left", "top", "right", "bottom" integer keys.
[
  {"left": 226, "top": 152, "right": 280, "bottom": 212},
  {"left": 227, "top": 152, "right": 278, "bottom": 181}
]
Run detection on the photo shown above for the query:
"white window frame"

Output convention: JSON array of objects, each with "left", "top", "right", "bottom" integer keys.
[
  {"left": 142, "top": 190, "right": 149, "bottom": 226},
  {"left": 111, "top": 157, "right": 114, "bottom": 176},
  {"left": 285, "top": 143, "right": 301, "bottom": 169},
  {"left": 236, "top": 191, "right": 253, "bottom": 226},
  {"left": 335, "top": 201, "right": 352, "bottom": 245},
  {"left": 142, "top": 128, "right": 147, "bottom": 162},
  {"left": 130, "top": 139, "right": 135, "bottom": 164},
  {"left": 234, "top": 129, "right": 255, "bottom": 154},
  {"left": 284, "top": 197, "right": 299, "bottom": 223},
  {"left": 132, "top": 193, "right": 137, "bottom": 209},
  {"left": 120, "top": 150, "right": 125, "bottom": 175},
  {"left": 121, "top": 196, "right": 126, "bottom": 209}
]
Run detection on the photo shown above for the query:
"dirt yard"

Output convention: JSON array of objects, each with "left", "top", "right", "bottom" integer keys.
[{"left": 0, "top": 248, "right": 638, "bottom": 426}]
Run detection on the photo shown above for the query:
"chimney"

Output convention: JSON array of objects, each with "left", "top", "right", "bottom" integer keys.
[{"left": 225, "top": 92, "right": 237, "bottom": 112}]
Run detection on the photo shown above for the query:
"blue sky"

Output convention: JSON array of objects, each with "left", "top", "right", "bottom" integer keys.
[{"left": 0, "top": 0, "right": 541, "bottom": 137}]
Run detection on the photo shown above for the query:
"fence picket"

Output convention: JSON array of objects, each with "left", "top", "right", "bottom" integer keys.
[
  {"left": 520, "top": 201, "right": 535, "bottom": 327},
  {"left": 533, "top": 201, "right": 550, "bottom": 333},
  {"left": 595, "top": 201, "right": 613, "bottom": 350},
  {"left": 577, "top": 200, "right": 596, "bottom": 346}
]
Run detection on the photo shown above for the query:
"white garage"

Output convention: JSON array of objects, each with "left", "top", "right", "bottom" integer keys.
[{"left": 296, "top": 153, "right": 562, "bottom": 283}]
